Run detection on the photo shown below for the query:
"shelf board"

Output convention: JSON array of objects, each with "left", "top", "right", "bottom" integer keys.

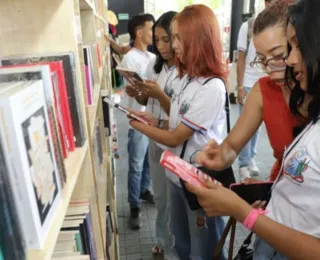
[
  {"left": 79, "top": 0, "right": 95, "bottom": 10},
  {"left": 27, "top": 142, "right": 89, "bottom": 260}
]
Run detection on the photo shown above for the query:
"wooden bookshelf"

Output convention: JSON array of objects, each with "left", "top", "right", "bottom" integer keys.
[{"left": 0, "top": 0, "right": 119, "bottom": 259}]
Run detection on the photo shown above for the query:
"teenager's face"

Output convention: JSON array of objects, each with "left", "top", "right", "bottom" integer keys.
[
  {"left": 253, "top": 25, "right": 287, "bottom": 86},
  {"left": 286, "top": 22, "right": 307, "bottom": 91},
  {"left": 171, "top": 20, "right": 183, "bottom": 62},
  {"left": 155, "top": 26, "right": 173, "bottom": 61},
  {"left": 139, "top": 21, "right": 153, "bottom": 45}
]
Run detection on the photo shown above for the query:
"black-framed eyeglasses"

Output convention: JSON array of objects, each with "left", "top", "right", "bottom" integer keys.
[{"left": 250, "top": 54, "right": 287, "bottom": 71}]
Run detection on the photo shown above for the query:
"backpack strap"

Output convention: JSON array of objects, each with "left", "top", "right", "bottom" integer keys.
[{"left": 180, "top": 77, "right": 231, "bottom": 159}]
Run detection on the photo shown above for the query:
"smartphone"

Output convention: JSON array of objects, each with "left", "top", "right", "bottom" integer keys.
[
  {"left": 230, "top": 181, "right": 274, "bottom": 205},
  {"left": 116, "top": 66, "right": 144, "bottom": 83}
]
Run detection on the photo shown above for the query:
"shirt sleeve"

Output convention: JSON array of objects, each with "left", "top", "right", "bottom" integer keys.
[
  {"left": 119, "top": 54, "right": 138, "bottom": 86},
  {"left": 237, "top": 22, "right": 249, "bottom": 52},
  {"left": 181, "top": 79, "right": 226, "bottom": 132},
  {"left": 145, "top": 55, "right": 157, "bottom": 81}
]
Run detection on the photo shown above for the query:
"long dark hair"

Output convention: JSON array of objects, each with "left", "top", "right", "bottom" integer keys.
[
  {"left": 152, "top": 11, "right": 177, "bottom": 74},
  {"left": 286, "top": 0, "right": 320, "bottom": 124}
]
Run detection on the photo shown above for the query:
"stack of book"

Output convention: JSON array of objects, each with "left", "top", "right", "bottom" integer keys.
[{"left": 52, "top": 200, "right": 97, "bottom": 260}]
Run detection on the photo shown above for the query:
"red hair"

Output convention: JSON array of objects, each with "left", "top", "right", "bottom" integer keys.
[{"left": 173, "top": 5, "right": 226, "bottom": 80}]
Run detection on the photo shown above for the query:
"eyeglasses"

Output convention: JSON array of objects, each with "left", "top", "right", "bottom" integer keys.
[{"left": 250, "top": 54, "right": 287, "bottom": 71}]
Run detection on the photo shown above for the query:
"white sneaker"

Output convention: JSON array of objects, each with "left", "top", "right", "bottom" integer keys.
[
  {"left": 239, "top": 167, "right": 251, "bottom": 182},
  {"left": 249, "top": 158, "right": 260, "bottom": 173}
]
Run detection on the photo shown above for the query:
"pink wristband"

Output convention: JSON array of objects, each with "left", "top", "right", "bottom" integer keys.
[{"left": 242, "top": 208, "right": 268, "bottom": 230}]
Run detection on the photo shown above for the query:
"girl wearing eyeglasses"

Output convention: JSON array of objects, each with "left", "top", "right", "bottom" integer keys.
[
  {"left": 187, "top": 0, "right": 320, "bottom": 259},
  {"left": 197, "top": 0, "right": 308, "bottom": 182}
]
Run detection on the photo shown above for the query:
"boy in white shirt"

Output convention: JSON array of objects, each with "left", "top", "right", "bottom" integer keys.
[{"left": 120, "top": 14, "right": 156, "bottom": 229}]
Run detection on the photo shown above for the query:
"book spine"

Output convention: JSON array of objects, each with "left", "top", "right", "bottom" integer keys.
[
  {"left": 56, "top": 61, "right": 76, "bottom": 152},
  {"left": 75, "top": 232, "right": 84, "bottom": 254},
  {"left": 85, "top": 213, "right": 97, "bottom": 260},
  {"left": 85, "top": 65, "right": 92, "bottom": 105},
  {"left": 69, "top": 54, "right": 86, "bottom": 147},
  {"left": 47, "top": 106, "right": 67, "bottom": 185}
]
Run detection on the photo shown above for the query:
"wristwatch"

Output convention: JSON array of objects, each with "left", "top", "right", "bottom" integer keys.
[{"left": 238, "top": 85, "right": 244, "bottom": 90}]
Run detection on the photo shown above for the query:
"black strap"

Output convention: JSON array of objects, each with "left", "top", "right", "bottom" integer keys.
[
  {"left": 180, "top": 77, "right": 231, "bottom": 159},
  {"left": 242, "top": 231, "right": 254, "bottom": 247}
]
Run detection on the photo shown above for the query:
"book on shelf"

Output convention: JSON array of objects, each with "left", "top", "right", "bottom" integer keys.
[
  {"left": 92, "top": 124, "right": 102, "bottom": 180},
  {"left": 83, "top": 46, "right": 95, "bottom": 105},
  {"left": 1, "top": 52, "right": 87, "bottom": 148},
  {"left": 0, "top": 61, "right": 76, "bottom": 156},
  {"left": 84, "top": 65, "right": 92, "bottom": 105},
  {"left": 95, "top": 119, "right": 103, "bottom": 164},
  {"left": 102, "top": 97, "right": 111, "bottom": 136},
  {"left": 57, "top": 201, "right": 97, "bottom": 260},
  {"left": 0, "top": 129, "right": 26, "bottom": 260},
  {"left": 0, "top": 65, "right": 68, "bottom": 184},
  {"left": 90, "top": 44, "right": 101, "bottom": 80},
  {"left": 0, "top": 80, "right": 62, "bottom": 249}
]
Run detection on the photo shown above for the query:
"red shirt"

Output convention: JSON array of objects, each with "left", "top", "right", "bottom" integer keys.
[{"left": 260, "top": 76, "right": 303, "bottom": 181}]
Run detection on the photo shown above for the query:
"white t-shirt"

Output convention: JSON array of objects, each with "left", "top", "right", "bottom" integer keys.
[
  {"left": 120, "top": 48, "right": 156, "bottom": 112},
  {"left": 267, "top": 120, "right": 320, "bottom": 238},
  {"left": 145, "top": 58, "right": 177, "bottom": 150},
  {"left": 237, "top": 21, "right": 266, "bottom": 88},
  {"left": 167, "top": 76, "right": 226, "bottom": 186}
]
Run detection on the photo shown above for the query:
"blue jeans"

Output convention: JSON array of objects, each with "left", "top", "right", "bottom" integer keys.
[
  {"left": 167, "top": 179, "right": 226, "bottom": 260},
  {"left": 127, "top": 129, "right": 151, "bottom": 208},
  {"left": 238, "top": 87, "right": 261, "bottom": 168},
  {"left": 148, "top": 141, "right": 178, "bottom": 259},
  {"left": 254, "top": 237, "right": 287, "bottom": 260}
]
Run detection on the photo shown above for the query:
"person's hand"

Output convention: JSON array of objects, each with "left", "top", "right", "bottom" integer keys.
[
  {"left": 104, "top": 34, "right": 113, "bottom": 43},
  {"left": 242, "top": 178, "right": 268, "bottom": 209},
  {"left": 128, "top": 110, "right": 158, "bottom": 127},
  {"left": 135, "top": 80, "right": 163, "bottom": 98},
  {"left": 237, "top": 87, "right": 246, "bottom": 105},
  {"left": 185, "top": 175, "right": 249, "bottom": 217},
  {"left": 196, "top": 140, "right": 227, "bottom": 171},
  {"left": 125, "top": 85, "right": 140, "bottom": 98},
  {"left": 252, "top": 200, "right": 267, "bottom": 209},
  {"left": 242, "top": 178, "right": 262, "bottom": 184}
]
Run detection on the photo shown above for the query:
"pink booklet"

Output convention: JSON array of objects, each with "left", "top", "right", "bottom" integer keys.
[{"left": 160, "top": 151, "right": 213, "bottom": 187}]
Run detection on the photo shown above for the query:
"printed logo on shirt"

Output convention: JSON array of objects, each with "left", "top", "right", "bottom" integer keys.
[
  {"left": 179, "top": 100, "right": 190, "bottom": 115},
  {"left": 284, "top": 147, "right": 310, "bottom": 183},
  {"left": 164, "top": 86, "right": 174, "bottom": 98}
]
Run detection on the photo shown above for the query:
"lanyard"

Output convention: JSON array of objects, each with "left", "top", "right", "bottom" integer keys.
[{"left": 177, "top": 76, "right": 194, "bottom": 105}]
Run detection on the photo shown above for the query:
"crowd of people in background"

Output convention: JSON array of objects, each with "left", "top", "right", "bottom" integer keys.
[{"left": 107, "top": 0, "right": 320, "bottom": 259}]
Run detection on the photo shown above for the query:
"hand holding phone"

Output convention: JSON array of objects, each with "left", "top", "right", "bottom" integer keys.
[{"left": 230, "top": 181, "right": 274, "bottom": 205}]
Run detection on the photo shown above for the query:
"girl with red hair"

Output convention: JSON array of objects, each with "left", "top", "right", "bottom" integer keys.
[{"left": 130, "top": 5, "right": 228, "bottom": 259}]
